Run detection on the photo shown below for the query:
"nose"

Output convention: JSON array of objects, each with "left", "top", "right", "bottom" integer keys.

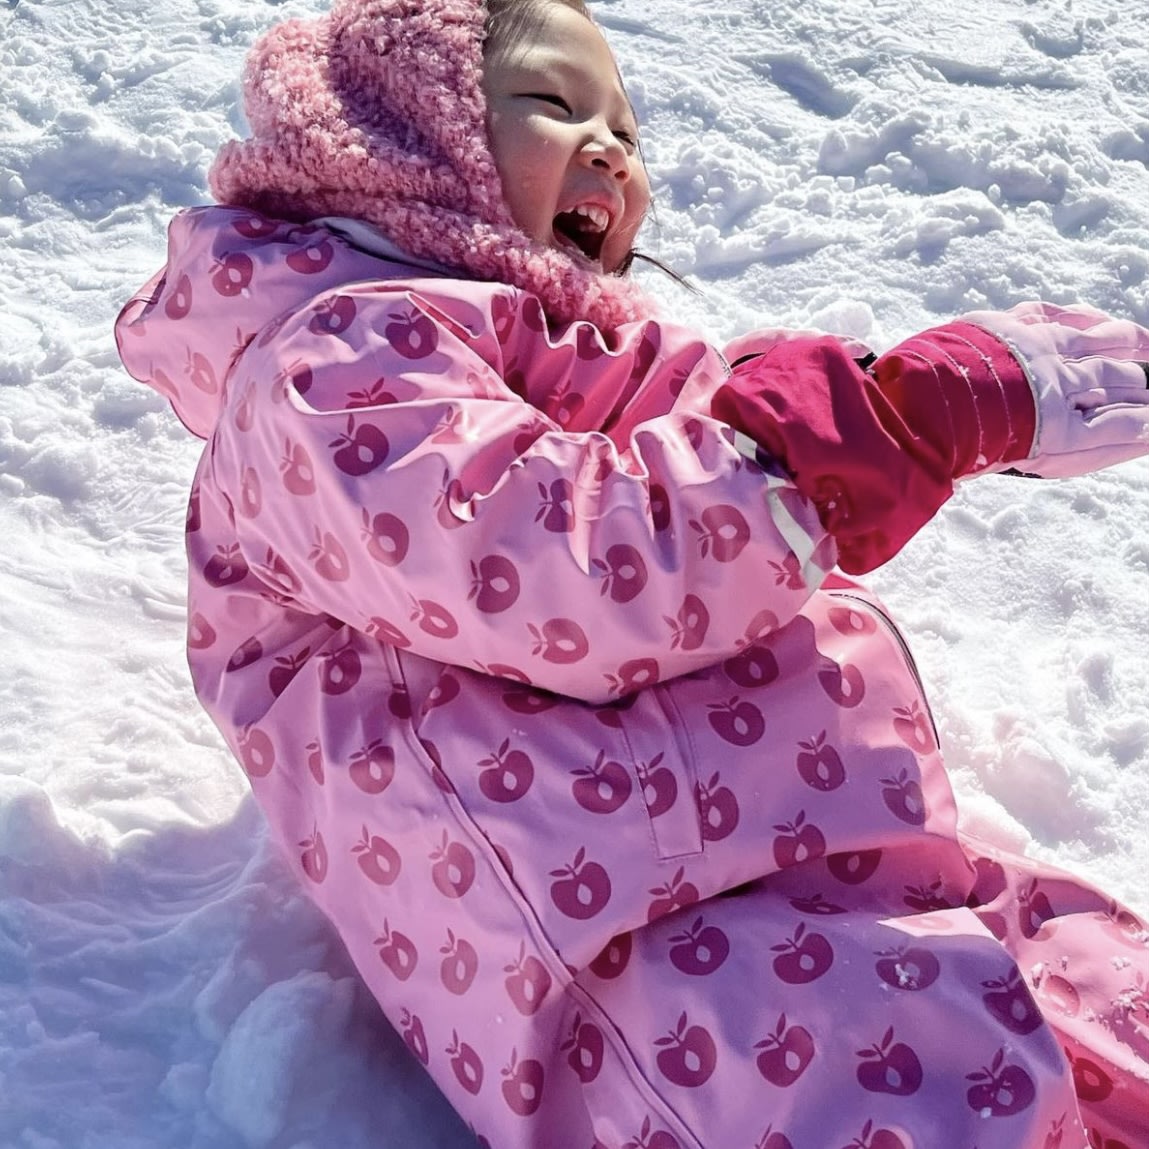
[{"left": 580, "top": 123, "right": 630, "bottom": 181}]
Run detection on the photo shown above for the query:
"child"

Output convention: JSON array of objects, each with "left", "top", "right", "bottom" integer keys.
[{"left": 115, "top": 0, "right": 1149, "bottom": 1146}]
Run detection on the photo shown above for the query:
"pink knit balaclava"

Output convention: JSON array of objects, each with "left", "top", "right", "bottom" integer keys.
[{"left": 209, "top": 0, "right": 655, "bottom": 330}]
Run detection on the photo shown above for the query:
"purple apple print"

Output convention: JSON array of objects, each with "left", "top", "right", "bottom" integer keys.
[
  {"left": 771, "top": 922, "right": 834, "bottom": 984},
  {"left": 348, "top": 742, "right": 395, "bottom": 794},
  {"left": 756, "top": 1130, "right": 794, "bottom": 1149},
  {"left": 981, "top": 966, "right": 1042, "bottom": 1033},
  {"left": 385, "top": 307, "right": 439, "bottom": 359},
  {"left": 846, "top": 1121, "right": 908, "bottom": 1149},
  {"left": 589, "top": 933, "right": 632, "bottom": 980},
  {"left": 608, "top": 657, "right": 660, "bottom": 695},
  {"left": 188, "top": 612, "right": 217, "bottom": 650},
  {"left": 856, "top": 1027, "right": 923, "bottom": 1096},
  {"left": 528, "top": 617, "right": 589, "bottom": 664},
  {"left": 203, "top": 543, "right": 248, "bottom": 587},
  {"left": 648, "top": 483, "right": 672, "bottom": 533},
  {"left": 299, "top": 827, "right": 327, "bottom": 884},
  {"left": 634, "top": 753, "right": 675, "bottom": 818},
  {"left": 667, "top": 593, "right": 710, "bottom": 651},
  {"left": 478, "top": 738, "right": 535, "bottom": 803},
  {"left": 789, "top": 893, "right": 846, "bottom": 916},
  {"left": 309, "top": 294, "right": 357, "bottom": 335},
  {"left": 439, "top": 929, "right": 479, "bottom": 995},
  {"left": 796, "top": 731, "right": 845, "bottom": 791},
  {"left": 278, "top": 438, "right": 314, "bottom": 494},
  {"left": 707, "top": 696, "right": 766, "bottom": 747},
  {"left": 690, "top": 504, "right": 750, "bottom": 561},
  {"left": 654, "top": 1012, "right": 717, "bottom": 1087},
  {"left": 361, "top": 509, "right": 409, "bottom": 567},
  {"left": 828, "top": 605, "right": 878, "bottom": 636},
  {"left": 668, "top": 916, "right": 730, "bottom": 976},
  {"left": 286, "top": 238, "right": 334, "bottom": 274},
  {"left": 318, "top": 643, "right": 361, "bottom": 694},
  {"left": 500, "top": 1049, "right": 545, "bottom": 1116},
  {"left": 827, "top": 848, "right": 883, "bottom": 885},
  {"left": 903, "top": 877, "right": 954, "bottom": 913},
  {"left": 723, "top": 641, "right": 779, "bottom": 689},
  {"left": 331, "top": 416, "right": 389, "bottom": 475},
  {"left": 309, "top": 529, "right": 350, "bottom": 581},
  {"left": 468, "top": 554, "right": 520, "bottom": 613},
  {"left": 211, "top": 251, "right": 253, "bottom": 297},
  {"left": 352, "top": 824, "right": 402, "bottom": 886},
  {"left": 893, "top": 700, "right": 936, "bottom": 753},
  {"left": 593, "top": 543, "right": 648, "bottom": 603},
  {"left": 374, "top": 920, "right": 418, "bottom": 981},
  {"left": 410, "top": 597, "right": 459, "bottom": 640},
  {"left": 647, "top": 866, "right": 700, "bottom": 923},
  {"left": 164, "top": 273, "right": 193, "bottom": 319},
  {"left": 768, "top": 551, "right": 805, "bottom": 590},
  {"left": 561, "top": 1012, "right": 605, "bottom": 1083},
  {"left": 1068, "top": 1052, "right": 1113, "bottom": 1103},
  {"left": 772, "top": 811, "right": 826, "bottom": 868},
  {"left": 399, "top": 1009, "right": 429, "bottom": 1066},
  {"left": 754, "top": 1013, "right": 815, "bottom": 1087},
  {"left": 504, "top": 941, "right": 552, "bottom": 1016},
  {"left": 535, "top": 478, "right": 575, "bottom": 533},
  {"left": 874, "top": 946, "right": 940, "bottom": 991},
  {"left": 237, "top": 726, "right": 274, "bottom": 778},
  {"left": 817, "top": 655, "right": 865, "bottom": 706},
  {"left": 445, "top": 1030, "right": 483, "bottom": 1095},
  {"left": 696, "top": 773, "right": 740, "bottom": 841},
  {"left": 571, "top": 750, "right": 633, "bottom": 814},
  {"left": 966, "top": 1048, "right": 1036, "bottom": 1116},
  {"left": 623, "top": 1117, "right": 682, "bottom": 1149},
  {"left": 1018, "top": 878, "right": 1056, "bottom": 938},
  {"left": 881, "top": 767, "right": 928, "bottom": 825},
  {"left": 429, "top": 830, "right": 476, "bottom": 898},
  {"left": 549, "top": 848, "right": 611, "bottom": 920}
]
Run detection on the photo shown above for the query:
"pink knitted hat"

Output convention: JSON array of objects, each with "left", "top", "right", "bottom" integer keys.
[{"left": 208, "top": 0, "right": 655, "bottom": 330}]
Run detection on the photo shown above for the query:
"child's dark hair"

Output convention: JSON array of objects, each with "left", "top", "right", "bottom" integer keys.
[
  {"left": 481, "top": 0, "right": 699, "bottom": 295},
  {"left": 483, "top": 0, "right": 592, "bottom": 61}
]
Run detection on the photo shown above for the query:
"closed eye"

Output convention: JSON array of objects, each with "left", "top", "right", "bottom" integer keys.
[{"left": 524, "top": 93, "right": 572, "bottom": 113}]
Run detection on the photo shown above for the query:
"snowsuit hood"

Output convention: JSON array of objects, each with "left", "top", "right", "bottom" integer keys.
[{"left": 115, "top": 208, "right": 441, "bottom": 439}]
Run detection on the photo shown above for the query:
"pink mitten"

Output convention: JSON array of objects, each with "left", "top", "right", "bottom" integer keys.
[{"left": 960, "top": 302, "right": 1149, "bottom": 478}]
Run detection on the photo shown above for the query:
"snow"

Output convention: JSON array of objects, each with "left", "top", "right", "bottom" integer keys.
[{"left": 1, "top": 0, "right": 1146, "bottom": 1144}]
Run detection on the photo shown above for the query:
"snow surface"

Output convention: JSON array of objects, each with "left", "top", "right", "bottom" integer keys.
[{"left": 1, "top": 0, "right": 1147, "bottom": 1144}]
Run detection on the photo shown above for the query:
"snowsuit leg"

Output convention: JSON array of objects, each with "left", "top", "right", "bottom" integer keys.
[{"left": 963, "top": 836, "right": 1149, "bottom": 1149}]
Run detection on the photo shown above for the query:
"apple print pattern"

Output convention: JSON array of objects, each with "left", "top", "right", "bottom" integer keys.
[
  {"left": 116, "top": 208, "right": 1149, "bottom": 1149},
  {"left": 654, "top": 1012, "right": 718, "bottom": 1088},
  {"left": 754, "top": 1014, "right": 815, "bottom": 1087}
]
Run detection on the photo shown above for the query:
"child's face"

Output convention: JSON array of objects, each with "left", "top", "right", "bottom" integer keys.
[{"left": 482, "top": 4, "right": 650, "bottom": 274}]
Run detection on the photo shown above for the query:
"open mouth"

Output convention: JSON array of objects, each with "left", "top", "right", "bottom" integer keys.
[{"left": 553, "top": 205, "right": 611, "bottom": 264}]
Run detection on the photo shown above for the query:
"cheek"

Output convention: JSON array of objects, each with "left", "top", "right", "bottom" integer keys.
[{"left": 623, "top": 177, "right": 652, "bottom": 240}]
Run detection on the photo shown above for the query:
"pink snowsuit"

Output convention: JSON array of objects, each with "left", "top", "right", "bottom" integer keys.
[{"left": 117, "top": 206, "right": 1149, "bottom": 1149}]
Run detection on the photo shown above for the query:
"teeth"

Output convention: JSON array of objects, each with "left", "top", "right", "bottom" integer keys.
[{"left": 572, "top": 205, "right": 610, "bottom": 232}]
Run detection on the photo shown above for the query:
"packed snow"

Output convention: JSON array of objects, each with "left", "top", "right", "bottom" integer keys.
[{"left": 1, "top": 0, "right": 1146, "bottom": 1144}]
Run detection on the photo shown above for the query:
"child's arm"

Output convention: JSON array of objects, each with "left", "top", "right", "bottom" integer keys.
[
  {"left": 203, "top": 281, "right": 835, "bottom": 703},
  {"left": 712, "top": 303, "right": 1149, "bottom": 573}
]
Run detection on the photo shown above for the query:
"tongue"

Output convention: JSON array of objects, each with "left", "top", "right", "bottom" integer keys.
[{"left": 553, "top": 211, "right": 604, "bottom": 261}]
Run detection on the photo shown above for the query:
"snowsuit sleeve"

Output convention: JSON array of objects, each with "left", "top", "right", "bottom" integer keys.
[{"left": 203, "top": 280, "right": 837, "bottom": 703}]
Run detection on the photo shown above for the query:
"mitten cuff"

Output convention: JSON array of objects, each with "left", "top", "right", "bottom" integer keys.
[{"left": 879, "top": 321, "right": 1037, "bottom": 475}]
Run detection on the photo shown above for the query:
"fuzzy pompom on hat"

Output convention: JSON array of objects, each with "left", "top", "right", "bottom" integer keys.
[{"left": 209, "top": 0, "right": 654, "bottom": 330}]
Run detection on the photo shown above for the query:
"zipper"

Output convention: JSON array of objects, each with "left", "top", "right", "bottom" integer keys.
[{"left": 827, "top": 590, "right": 942, "bottom": 749}]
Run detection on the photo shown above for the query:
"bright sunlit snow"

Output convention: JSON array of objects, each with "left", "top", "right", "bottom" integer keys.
[{"left": 1, "top": 0, "right": 1147, "bottom": 1145}]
